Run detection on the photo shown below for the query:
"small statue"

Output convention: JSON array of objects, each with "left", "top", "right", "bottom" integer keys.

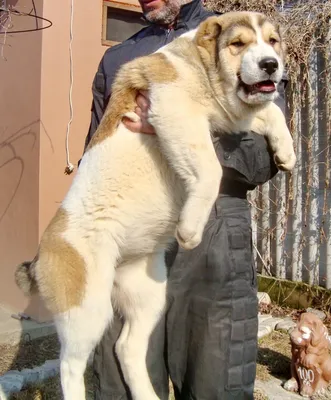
[{"left": 284, "top": 312, "right": 331, "bottom": 397}]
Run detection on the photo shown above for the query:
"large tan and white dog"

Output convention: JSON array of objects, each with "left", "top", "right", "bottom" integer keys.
[{"left": 15, "top": 12, "right": 296, "bottom": 400}]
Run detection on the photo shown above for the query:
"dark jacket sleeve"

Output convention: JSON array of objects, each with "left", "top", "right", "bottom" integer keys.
[
  {"left": 83, "top": 60, "right": 107, "bottom": 152},
  {"left": 216, "top": 79, "right": 288, "bottom": 188},
  {"left": 215, "top": 131, "right": 278, "bottom": 190}
]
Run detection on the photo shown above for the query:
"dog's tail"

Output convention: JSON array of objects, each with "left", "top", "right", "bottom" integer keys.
[{"left": 15, "top": 256, "right": 38, "bottom": 296}]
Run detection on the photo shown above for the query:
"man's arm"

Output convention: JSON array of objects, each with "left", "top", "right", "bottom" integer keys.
[{"left": 217, "top": 77, "right": 291, "bottom": 187}]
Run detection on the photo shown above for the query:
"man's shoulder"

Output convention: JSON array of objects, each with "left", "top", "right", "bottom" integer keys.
[
  {"left": 200, "top": 9, "right": 222, "bottom": 18},
  {"left": 102, "top": 25, "right": 155, "bottom": 62},
  {"left": 99, "top": 9, "right": 222, "bottom": 80},
  {"left": 101, "top": 9, "right": 221, "bottom": 64}
]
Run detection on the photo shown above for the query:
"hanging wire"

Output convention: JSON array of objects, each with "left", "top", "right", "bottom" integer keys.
[
  {"left": 64, "top": 0, "right": 75, "bottom": 175},
  {"left": 1, "top": 1, "right": 74, "bottom": 175}
]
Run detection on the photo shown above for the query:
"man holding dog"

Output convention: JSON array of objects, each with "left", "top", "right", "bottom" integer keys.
[{"left": 84, "top": 0, "right": 286, "bottom": 398}]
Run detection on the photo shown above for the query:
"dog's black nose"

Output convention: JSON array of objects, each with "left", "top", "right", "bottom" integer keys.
[{"left": 259, "top": 57, "right": 279, "bottom": 75}]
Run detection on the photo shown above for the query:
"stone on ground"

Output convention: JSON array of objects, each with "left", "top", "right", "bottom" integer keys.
[
  {"left": 258, "top": 315, "right": 283, "bottom": 339},
  {"left": 275, "top": 317, "right": 296, "bottom": 333},
  {"left": 258, "top": 292, "right": 272, "bottom": 306}
]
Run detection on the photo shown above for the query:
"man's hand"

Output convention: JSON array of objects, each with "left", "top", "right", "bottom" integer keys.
[{"left": 122, "top": 90, "right": 156, "bottom": 135}]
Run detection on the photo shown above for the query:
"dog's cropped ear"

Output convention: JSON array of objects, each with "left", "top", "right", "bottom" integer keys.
[
  {"left": 196, "top": 16, "right": 222, "bottom": 45},
  {"left": 195, "top": 16, "right": 222, "bottom": 64}
]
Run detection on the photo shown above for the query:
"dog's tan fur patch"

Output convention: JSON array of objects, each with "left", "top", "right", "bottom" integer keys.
[
  {"left": 195, "top": 16, "right": 223, "bottom": 68},
  {"left": 35, "top": 208, "right": 86, "bottom": 314},
  {"left": 87, "top": 53, "right": 178, "bottom": 149},
  {"left": 260, "top": 20, "right": 286, "bottom": 58}
]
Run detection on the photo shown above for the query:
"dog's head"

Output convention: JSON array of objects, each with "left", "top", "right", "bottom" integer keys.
[
  {"left": 290, "top": 312, "right": 329, "bottom": 349},
  {"left": 195, "top": 12, "right": 286, "bottom": 106}
]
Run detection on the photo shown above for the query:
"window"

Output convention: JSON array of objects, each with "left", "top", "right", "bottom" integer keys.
[{"left": 102, "top": 0, "right": 148, "bottom": 46}]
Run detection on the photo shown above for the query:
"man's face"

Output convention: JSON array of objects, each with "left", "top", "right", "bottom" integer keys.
[{"left": 139, "top": 0, "right": 184, "bottom": 25}]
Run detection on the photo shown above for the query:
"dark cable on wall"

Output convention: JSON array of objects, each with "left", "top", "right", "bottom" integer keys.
[{"left": 31, "top": 0, "right": 39, "bottom": 29}]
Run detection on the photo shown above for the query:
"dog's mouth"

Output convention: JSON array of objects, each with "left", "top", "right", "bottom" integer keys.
[{"left": 238, "top": 78, "right": 276, "bottom": 95}]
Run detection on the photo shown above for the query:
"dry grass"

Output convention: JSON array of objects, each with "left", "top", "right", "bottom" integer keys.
[
  {"left": 253, "top": 388, "right": 269, "bottom": 400},
  {"left": 258, "top": 302, "right": 304, "bottom": 320},
  {"left": 0, "top": 332, "right": 277, "bottom": 400},
  {"left": 6, "top": 376, "right": 268, "bottom": 400},
  {"left": 0, "top": 328, "right": 288, "bottom": 399},
  {"left": 256, "top": 330, "right": 292, "bottom": 382},
  {"left": 0, "top": 334, "right": 60, "bottom": 376}
]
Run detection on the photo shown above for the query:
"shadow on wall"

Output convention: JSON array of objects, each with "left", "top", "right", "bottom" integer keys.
[
  {"left": 0, "top": 120, "right": 54, "bottom": 223},
  {"left": 0, "top": 122, "right": 37, "bottom": 223}
]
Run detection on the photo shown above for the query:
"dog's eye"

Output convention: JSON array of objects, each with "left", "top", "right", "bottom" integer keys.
[
  {"left": 269, "top": 38, "right": 278, "bottom": 46},
  {"left": 231, "top": 41, "right": 245, "bottom": 48}
]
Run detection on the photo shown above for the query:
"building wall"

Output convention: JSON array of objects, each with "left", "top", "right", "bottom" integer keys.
[
  {"left": 0, "top": 0, "right": 43, "bottom": 314},
  {"left": 38, "top": 0, "right": 106, "bottom": 237},
  {"left": 0, "top": 0, "right": 105, "bottom": 320}
]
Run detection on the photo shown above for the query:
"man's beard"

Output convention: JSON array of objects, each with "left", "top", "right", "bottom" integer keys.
[{"left": 143, "top": 0, "right": 185, "bottom": 25}]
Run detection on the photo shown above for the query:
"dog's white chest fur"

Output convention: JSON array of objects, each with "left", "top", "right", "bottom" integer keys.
[{"left": 63, "top": 123, "right": 183, "bottom": 259}]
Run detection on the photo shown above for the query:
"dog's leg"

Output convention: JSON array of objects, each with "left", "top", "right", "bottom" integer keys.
[
  {"left": 148, "top": 88, "right": 222, "bottom": 250},
  {"left": 251, "top": 102, "right": 296, "bottom": 171},
  {"left": 114, "top": 253, "right": 168, "bottom": 400},
  {"left": 55, "top": 267, "right": 115, "bottom": 400}
]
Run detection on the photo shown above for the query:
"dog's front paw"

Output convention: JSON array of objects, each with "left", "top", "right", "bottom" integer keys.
[
  {"left": 274, "top": 149, "right": 296, "bottom": 171},
  {"left": 283, "top": 378, "right": 299, "bottom": 393},
  {"left": 175, "top": 223, "right": 202, "bottom": 250}
]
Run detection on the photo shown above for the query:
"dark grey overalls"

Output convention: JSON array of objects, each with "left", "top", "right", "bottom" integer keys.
[{"left": 83, "top": 2, "right": 284, "bottom": 398}]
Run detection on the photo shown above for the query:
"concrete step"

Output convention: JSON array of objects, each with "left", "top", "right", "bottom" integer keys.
[
  {"left": 0, "top": 305, "right": 55, "bottom": 345},
  {"left": 255, "top": 377, "right": 302, "bottom": 399}
]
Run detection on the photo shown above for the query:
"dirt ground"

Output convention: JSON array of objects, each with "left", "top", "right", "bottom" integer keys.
[
  {"left": 1, "top": 304, "right": 330, "bottom": 399},
  {"left": 0, "top": 332, "right": 280, "bottom": 399},
  {"left": 256, "top": 330, "right": 292, "bottom": 382},
  {"left": 0, "top": 335, "right": 60, "bottom": 376},
  {"left": 5, "top": 374, "right": 265, "bottom": 400}
]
